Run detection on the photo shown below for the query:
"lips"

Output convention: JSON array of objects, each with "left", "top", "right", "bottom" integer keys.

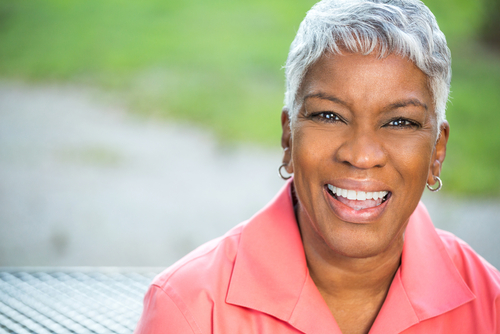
[{"left": 326, "top": 184, "right": 390, "bottom": 211}]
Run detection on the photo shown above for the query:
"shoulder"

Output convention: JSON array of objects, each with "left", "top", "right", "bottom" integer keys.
[
  {"left": 135, "top": 223, "right": 246, "bottom": 334},
  {"left": 153, "top": 222, "right": 245, "bottom": 299},
  {"left": 436, "top": 228, "right": 500, "bottom": 285},
  {"left": 436, "top": 229, "right": 500, "bottom": 320}
]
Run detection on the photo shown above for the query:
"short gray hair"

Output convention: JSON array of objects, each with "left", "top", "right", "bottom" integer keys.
[{"left": 284, "top": 0, "right": 451, "bottom": 128}]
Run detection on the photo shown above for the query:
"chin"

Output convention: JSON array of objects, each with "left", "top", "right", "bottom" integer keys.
[{"left": 326, "top": 232, "right": 400, "bottom": 259}]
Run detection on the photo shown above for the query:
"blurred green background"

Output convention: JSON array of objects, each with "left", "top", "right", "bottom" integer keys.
[{"left": 0, "top": 0, "right": 498, "bottom": 196}]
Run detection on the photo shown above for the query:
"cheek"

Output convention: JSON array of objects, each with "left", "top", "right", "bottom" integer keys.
[
  {"left": 291, "top": 126, "right": 322, "bottom": 166},
  {"left": 385, "top": 134, "right": 434, "bottom": 184},
  {"left": 290, "top": 128, "right": 331, "bottom": 205}
]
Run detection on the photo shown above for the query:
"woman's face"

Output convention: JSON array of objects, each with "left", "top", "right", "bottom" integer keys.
[{"left": 281, "top": 52, "right": 449, "bottom": 259}]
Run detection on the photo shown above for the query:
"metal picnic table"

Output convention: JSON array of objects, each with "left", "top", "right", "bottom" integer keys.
[{"left": 0, "top": 267, "right": 162, "bottom": 334}]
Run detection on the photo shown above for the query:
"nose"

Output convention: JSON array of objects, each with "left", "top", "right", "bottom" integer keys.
[{"left": 335, "top": 128, "right": 387, "bottom": 169}]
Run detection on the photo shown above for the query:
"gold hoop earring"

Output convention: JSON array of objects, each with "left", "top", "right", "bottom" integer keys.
[
  {"left": 278, "top": 163, "right": 292, "bottom": 180},
  {"left": 426, "top": 176, "right": 442, "bottom": 192}
]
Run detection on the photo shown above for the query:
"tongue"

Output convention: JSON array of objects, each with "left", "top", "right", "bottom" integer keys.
[{"left": 336, "top": 196, "right": 383, "bottom": 211}]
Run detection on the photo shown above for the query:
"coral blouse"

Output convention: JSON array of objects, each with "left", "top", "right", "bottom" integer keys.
[{"left": 135, "top": 181, "right": 500, "bottom": 333}]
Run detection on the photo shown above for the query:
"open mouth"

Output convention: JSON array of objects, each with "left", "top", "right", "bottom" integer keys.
[{"left": 326, "top": 184, "right": 391, "bottom": 211}]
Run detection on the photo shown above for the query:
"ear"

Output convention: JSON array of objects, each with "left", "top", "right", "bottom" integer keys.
[
  {"left": 281, "top": 108, "right": 294, "bottom": 174},
  {"left": 427, "top": 121, "right": 450, "bottom": 185}
]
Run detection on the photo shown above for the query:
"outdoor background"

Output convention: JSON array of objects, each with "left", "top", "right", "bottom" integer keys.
[{"left": 0, "top": 0, "right": 499, "bottom": 268}]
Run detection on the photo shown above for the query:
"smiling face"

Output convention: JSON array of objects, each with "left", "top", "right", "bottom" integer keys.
[{"left": 281, "top": 51, "right": 449, "bottom": 260}]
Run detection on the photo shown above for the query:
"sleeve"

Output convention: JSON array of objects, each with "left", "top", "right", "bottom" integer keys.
[{"left": 134, "top": 284, "right": 197, "bottom": 334}]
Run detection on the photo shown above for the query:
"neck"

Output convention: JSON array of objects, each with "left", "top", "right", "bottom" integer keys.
[
  {"left": 294, "top": 198, "right": 406, "bottom": 334},
  {"left": 295, "top": 205, "right": 404, "bottom": 298},
  {"left": 306, "top": 240, "right": 402, "bottom": 300},
  {"left": 301, "top": 220, "right": 403, "bottom": 334}
]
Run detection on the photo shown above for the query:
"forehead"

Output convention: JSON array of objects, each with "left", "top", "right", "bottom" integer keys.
[{"left": 299, "top": 51, "right": 433, "bottom": 112}]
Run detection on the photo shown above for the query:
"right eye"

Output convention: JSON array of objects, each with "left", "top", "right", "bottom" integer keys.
[{"left": 311, "top": 112, "right": 343, "bottom": 123}]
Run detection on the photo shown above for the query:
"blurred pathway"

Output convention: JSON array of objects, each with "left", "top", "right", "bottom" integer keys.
[{"left": 0, "top": 82, "right": 498, "bottom": 269}]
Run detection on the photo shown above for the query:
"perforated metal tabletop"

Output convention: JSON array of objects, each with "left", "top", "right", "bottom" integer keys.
[{"left": 0, "top": 268, "right": 162, "bottom": 334}]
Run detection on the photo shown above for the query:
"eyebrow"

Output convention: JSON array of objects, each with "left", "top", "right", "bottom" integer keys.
[
  {"left": 386, "top": 99, "right": 428, "bottom": 111},
  {"left": 303, "top": 92, "right": 349, "bottom": 108},
  {"left": 304, "top": 93, "right": 428, "bottom": 111}
]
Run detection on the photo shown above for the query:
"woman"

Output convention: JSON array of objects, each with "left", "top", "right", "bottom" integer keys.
[{"left": 135, "top": 0, "right": 500, "bottom": 333}]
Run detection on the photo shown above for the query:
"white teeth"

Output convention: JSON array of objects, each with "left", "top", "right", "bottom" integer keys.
[
  {"left": 356, "top": 192, "right": 366, "bottom": 200},
  {"left": 327, "top": 185, "right": 388, "bottom": 201},
  {"left": 347, "top": 190, "right": 357, "bottom": 200}
]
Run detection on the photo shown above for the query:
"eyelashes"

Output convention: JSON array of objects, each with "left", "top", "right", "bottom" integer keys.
[
  {"left": 384, "top": 118, "right": 421, "bottom": 129},
  {"left": 308, "top": 111, "right": 344, "bottom": 123},
  {"left": 307, "top": 112, "right": 422, "bottom": 129}
]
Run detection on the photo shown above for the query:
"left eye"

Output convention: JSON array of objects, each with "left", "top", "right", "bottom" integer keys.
[
  {"left": 321, "top": 112, "right": 339, "bottom": 120},
  {"left": 386, "top": 118, "right": 418, "bottom": 128}
]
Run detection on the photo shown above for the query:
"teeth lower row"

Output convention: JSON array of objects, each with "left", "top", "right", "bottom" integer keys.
[{"left": 327, "top": 185, "right": 388, "bottom": 201}]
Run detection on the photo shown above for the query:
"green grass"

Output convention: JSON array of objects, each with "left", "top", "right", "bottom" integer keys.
[
  {"left": 444, "top": 44, "right": 500, "bottom": 196},
  {"left": 0, "top": 0, "right": 499, "bottom": 196}
]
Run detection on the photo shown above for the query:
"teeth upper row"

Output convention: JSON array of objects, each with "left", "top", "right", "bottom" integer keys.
[{"left": 327, "top": 184, "right": 388, "bottom": 201}]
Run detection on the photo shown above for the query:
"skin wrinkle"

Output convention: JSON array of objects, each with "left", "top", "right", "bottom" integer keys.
[
  {"left": 303, "top": 92, "right": 349, "bottom": 109},
  {"left": 384, "top": 99, "right": 428, "bottom": 112},
  {"left": 280, "top": 50, "right": 449, "bottom": 334},
  {"left": 303, "top": 93, "right": 429, "bottom": 116}
]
